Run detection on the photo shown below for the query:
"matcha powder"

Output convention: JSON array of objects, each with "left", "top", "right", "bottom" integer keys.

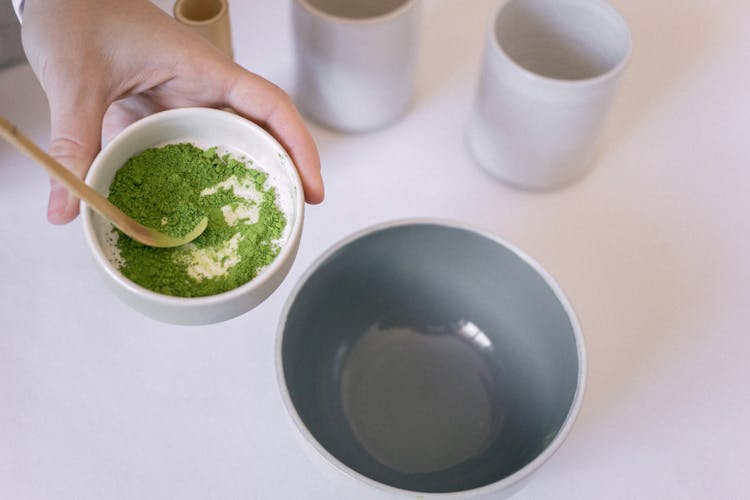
[{"left": 107, "top": 143, "right": 287, "bottom": 297}]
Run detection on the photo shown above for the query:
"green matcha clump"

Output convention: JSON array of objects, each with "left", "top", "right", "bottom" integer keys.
[{"left": 107, "top": 143, "right": 287, "bottom": 297}]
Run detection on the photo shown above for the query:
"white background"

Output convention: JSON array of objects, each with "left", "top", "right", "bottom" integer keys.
[{"left": 1, "top": 0, "right": 749, "bottom": 498}]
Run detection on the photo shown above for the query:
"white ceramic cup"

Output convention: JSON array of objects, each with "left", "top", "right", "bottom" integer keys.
[
  {"left": 292, "top": 0, "right": 421, "bottom": 133},
  {"left": 467, "top": 0, "right": 631, "bottom": 190}
]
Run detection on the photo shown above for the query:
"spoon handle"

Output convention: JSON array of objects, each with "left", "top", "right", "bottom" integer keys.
[
  {"left": 0, "top": 116, "right": 109, "bottom": 208},
  {"left": 0, "top": 115, "right": 146, "bottom": 238},
  {"left": 1, "top": 116, "right": 209, "bottom": 248}
]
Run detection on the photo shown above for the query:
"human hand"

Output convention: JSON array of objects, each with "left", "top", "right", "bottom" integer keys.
[{"left": 21, "top": 0, "right": 324, "bottom": 225}]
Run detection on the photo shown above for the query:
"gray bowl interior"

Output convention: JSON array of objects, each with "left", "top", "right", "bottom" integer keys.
[{"left": 281, "top": 223, "right": 580, "bottom": 493}]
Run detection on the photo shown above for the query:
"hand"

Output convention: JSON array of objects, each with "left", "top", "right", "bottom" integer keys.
[{"left": 21, "top": 0, "right": 324, "bottom": 224}]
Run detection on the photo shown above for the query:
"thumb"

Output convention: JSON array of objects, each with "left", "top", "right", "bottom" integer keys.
[{"left": 46, "top": 93, "right": 106, "bottom": 224}]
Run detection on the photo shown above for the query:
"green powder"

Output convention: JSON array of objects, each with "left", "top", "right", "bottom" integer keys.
[{"left": 107, "top": 143, "right": 287, "bottom": 297}]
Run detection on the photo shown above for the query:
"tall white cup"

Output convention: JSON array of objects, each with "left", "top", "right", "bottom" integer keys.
[
  {"left": 292, "top": 0, "right": 420, "bottom": 133},
  {"left": 467, "top": 0, "right": 631, "bottom": 190}
]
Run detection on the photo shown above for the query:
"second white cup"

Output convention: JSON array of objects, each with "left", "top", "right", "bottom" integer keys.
[
  {"left": 292, "top": 0, "right": 421, "bottom": 133},
  {"left": 467, "top": 0, "right": 631, "bottom": 190}
]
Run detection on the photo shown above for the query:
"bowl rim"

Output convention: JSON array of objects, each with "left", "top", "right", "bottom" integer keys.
[
  {"left": 275, "top": 217, "right": 587, "bottom": 497},
  {"left": 81, "top": 107, "right": 305, "bottom": 306}
]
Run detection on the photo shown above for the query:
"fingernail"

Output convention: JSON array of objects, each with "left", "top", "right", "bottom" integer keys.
[{"left": 47, "top": 182, "right": 78, "bottom": 224}]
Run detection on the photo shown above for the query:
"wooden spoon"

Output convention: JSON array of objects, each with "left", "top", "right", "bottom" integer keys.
[{"left": 0, "top": 116, "right": 207, "bottom": 248}]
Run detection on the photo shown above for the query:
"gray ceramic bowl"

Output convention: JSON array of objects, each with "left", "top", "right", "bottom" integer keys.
[{"left": 276, "top": 220, "right": 586, "bottom": 498}]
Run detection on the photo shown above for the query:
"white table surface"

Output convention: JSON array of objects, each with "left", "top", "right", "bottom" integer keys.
[{"left": 1, "top": 0, "right": 749, "bottom": 498}]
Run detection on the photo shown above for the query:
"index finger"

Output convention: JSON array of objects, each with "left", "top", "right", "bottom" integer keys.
[{"left": 224, "top": 69, "right": 324, "bottom": 204}]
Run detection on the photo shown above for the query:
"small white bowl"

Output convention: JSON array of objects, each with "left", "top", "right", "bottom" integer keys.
[{"left": 81, "top": 108, "right": 305, "bottom": 325}]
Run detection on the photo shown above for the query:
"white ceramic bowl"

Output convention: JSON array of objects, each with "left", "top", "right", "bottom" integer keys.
[{"left": 81, "top": 108, "right": 305, "bottom": 325}]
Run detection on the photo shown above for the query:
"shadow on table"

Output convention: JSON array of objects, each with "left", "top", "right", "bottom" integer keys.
[
  {"left": 413, "top": 0, "right": 498, "bottom": 108},
  {"left": 602, "top": 1, "right": 723, "bottom": 154},
  {"left": 516, "top": 183, "right": 726, "bottom": 451}
]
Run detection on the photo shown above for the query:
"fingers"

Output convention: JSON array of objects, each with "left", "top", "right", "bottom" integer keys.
[
  {"left": 102, "top": 96, "right": 165, "bottom": 146},
  {"left": 224, "top": 70, "right": 324, "bottom": 204},
  {"left": 46, "top": 90, "right": 107, "bottom": 224}
]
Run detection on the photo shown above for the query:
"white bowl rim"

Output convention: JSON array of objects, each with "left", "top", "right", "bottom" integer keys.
[
  {"left": 81, "top": 107, "right": 305, "bottom": 306},
  {"left": 275, "top": 217, "right": 587, "bottom": 497}
]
